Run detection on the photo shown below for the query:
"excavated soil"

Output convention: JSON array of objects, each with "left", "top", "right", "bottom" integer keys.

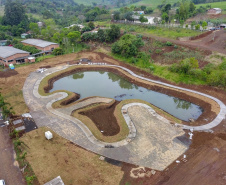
[
  {"left": 79, "top": 101, "right": 120, "bottom": 136},
  {"left": 0, "top": 69, "right": 18, "bottom": 78}
]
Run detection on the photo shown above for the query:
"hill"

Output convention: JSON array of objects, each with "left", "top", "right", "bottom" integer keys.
[
  {"left": 129, "top": 0, "right": 179, "bottom": 8},
  {"left": 195, "top": 1, "right": 226, "bottom": 14}
]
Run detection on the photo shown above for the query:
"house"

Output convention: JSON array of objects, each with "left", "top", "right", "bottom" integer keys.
[
  {"left": 0, "top": 46, "right": 31, "bottom": 65},
  {"left": 220, "top": 24, "right": 226, "bottom": 29},
  {"left": 21, "top": 33, "right": 29, "bottom": 39},
  {"left": 37, "top": 22, "right": 44, "bottom": 28},
  {"left": 65, "top": 24, "right": 84, "bottom": 29},
  {"left": 21, "top": 39, "right": 59, "bottom": 52},
  {"left": 133, "top": 11, "right": 144, "bottom": 15},
  {"left": 207, "top": 8, "right": 222, "bottom": 15},
  {"left": 0, "top": 40, "right": 7, "bottom": 46}
]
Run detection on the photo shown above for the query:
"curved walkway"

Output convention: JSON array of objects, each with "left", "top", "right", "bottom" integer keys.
[{"left": 23, "top": 64, "right": 226, "bottom": 169}]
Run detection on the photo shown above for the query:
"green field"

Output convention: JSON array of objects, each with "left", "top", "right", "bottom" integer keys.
[
  {"left": 130, "top": 0, "right": 178, "bottom": 8},
  {"left": 195, "top": 1, "right": 226, "bottom": 13},
  {"left": 73, "top": 0, "right": 108, "bottom": 5},
  {"left": 117, "top": 24, "right": 200, "bottom": 39}
]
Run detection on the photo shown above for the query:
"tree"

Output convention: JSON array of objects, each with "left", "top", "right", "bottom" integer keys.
[
  {"left": 97, "top": 29, "right": 105, "bottom": 42},
  {"left": 139, "top": 15, "right": 148, "bottom": 23},
  {"left": 52, "top": 48, "right": 63, "bottom": 55},
  {"left": 105, "top": 25, "right": 120, "bottom": 42},
  {"left": 195, "top": 24, "right": 200, "bottom": 30},
  {"left": 141, "top": 6, "right": 146, "bottom": 11},
  {"left": 111, "top": 34, "right": 144, "bottom": 58},
  {"left": 88, "top": 22, "right": 95, "bottom": 30},
  {"left": 202, "top": 21, "right": 207, "bottom": 30},
  {"left": 113, "top": 11, "right": 120, "bottom": 20},
  {"left": 2, "top": 0, "right": 28, "bottom": 26},
  {"left": 162, "top": 12, "right": 169, "bottom": 23},
  {"left": 67, "top": 31, "right": 81, "bottom": 43},
  {"left": 29, "top": 23, "right": 40, "bottom": 36}
]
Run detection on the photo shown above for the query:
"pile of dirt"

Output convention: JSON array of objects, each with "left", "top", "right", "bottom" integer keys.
[
  {"left": 0, "top": 69, "right": 18, "bottom": 78},
  {"left": 79, "top": 101, "right": 120, "bottom": 136}
]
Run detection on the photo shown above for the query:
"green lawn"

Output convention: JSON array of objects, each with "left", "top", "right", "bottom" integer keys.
[
  {"left": 195, "top": 1, "right": 226, "bottom": 14},
  {"left": 73, "top": 0, "right": 107, "bottom": 5},
  {"left": 130, "top": 0, "right": 178, "bottom": 8},
  {"left": 117, "top": 24, "right": 200, "bottom": 39}
]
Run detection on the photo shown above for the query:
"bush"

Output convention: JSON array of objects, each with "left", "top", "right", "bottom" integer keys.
[
  {"left": 111, "top": 34, "right": 144, "bottom": 58},
  {"left": 52, "top": 48, "right": 63, "bottom": 55},
  {"left": 219, "top": 60, "right": 226, "bottom": 70},
  {"left": 155, "top": 49, "right": 162, "bottom": 54},
  {"left": 166, "top": 41, "right": 173, "bottom": 46},
  {"left": 174, "top": 45, "right": 178, "bottom": 49},
  {"left": 203, "top": 63, "right": 216, "bottom": 74}
]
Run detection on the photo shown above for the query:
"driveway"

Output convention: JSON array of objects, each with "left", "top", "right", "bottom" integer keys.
[{"left": 0, "top": 127, "right": 26, "bottom": 185}]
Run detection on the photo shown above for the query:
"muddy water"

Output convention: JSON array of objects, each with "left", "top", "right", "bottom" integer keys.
[{"left": 50, "top": 71, "right": 203, "bottom": 121}]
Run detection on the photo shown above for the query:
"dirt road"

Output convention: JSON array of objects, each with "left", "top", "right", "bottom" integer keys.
[
  {"left": 138, "top": 30, "right": 226, "bottom": 54},
  {"left": 0, "top": 127, "right": 26, "bottom": 185}
]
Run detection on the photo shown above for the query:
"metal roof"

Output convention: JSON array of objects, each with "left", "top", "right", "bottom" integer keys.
[
  {"left": 21, "top": 39, "right": 58, "bottom": 48},
  {"left": 0, "top": 46, "right": 29, "bottom": 58}
]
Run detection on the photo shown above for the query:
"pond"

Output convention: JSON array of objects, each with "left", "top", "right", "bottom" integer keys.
[{"left": 50, "top": 71, "right": 203, "bottom": 121}]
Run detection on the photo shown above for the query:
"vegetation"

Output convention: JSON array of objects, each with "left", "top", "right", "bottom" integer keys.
[
  {"left": 82, "top": 25, "right": 120, "bottom": 42},
  {"left": 112, "top": 34, "right": 144, "bottom": 57},
  {"left": 0, "top": 89, "right": 15, "bottom": 120},
  {"left": 14, "top": 43, "right": 41, "bottom": 54},
  {"left": 10, "top": 129, "right": 37, "bottom": 185},
  {"left": 116, "top": 23, "right": 200, "bottom": 39}
]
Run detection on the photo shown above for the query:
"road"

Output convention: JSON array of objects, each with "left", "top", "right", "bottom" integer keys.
[{"left": 0, "top": 127, "right": 26, "bottom": 185}]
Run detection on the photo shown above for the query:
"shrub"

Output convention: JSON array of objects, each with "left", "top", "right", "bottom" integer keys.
[
  {"left": 174, "top": 45, "right": 178, "bottom": 49},
  {"left": 155, "top": 49, "right": 162, "bottom": 54},
  {"left": 219, "top": 60, "right": 226, "bottom": 70},
  {"left": 203, "top": 63, "right": 216, "bottom": 74},
  {"left": 166, "top": 41, "right": 173, "bottom": 46},
  {"left": 111, "top": 34, "right": 144, "bottom": 58},
  {"left": 52, "top": 48, "right": 63, "bottom": 55}
]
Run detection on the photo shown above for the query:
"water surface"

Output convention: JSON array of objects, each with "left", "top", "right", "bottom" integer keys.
[{"left": 50, "top": 71, "right": 203, "bottom": 121}]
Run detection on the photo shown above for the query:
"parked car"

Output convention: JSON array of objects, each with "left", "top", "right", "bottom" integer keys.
[{"left": 0, "top": 180, "right": 5, "bottom": 185}]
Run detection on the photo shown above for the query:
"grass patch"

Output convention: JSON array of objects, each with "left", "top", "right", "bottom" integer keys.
[
  {"left": 20, "top": 127, "right": 124, "bottom": 185},
  {"left": 117, "top": 24, "right": 200, "bottom": 39},
  {"left": 110, "top": 53, "right": 206, "bottom": 85},
  {"left": 195, "top": 1, "right": 226, "bottom": 14}
]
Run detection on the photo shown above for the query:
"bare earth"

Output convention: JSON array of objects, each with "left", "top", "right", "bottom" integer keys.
[{"left": 0, "top": 127, "right": 26, "bottom": 185}]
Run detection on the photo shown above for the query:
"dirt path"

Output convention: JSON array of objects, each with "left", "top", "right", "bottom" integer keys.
[
  {"left": 138, "top": 30, "right": 226, "bottom": 54},
  {"left": 0, "top": 127, "right": 26, "bottom": 185}
]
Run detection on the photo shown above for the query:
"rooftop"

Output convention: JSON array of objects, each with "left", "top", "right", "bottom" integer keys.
[
  {"left": 0, "top": 46, "right": 29, "bottom": 58},
  {"left": 21, "top": 39, "right": 58, "bottom": 48}
]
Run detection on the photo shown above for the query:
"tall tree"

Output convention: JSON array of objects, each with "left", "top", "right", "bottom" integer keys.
[{"left": 2, "top": 0, "right": 28, "bottom": 26}]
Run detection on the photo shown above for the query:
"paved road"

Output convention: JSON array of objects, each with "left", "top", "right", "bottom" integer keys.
[{"left": 0, "top": 127, "right": 26, "bottom": 185}]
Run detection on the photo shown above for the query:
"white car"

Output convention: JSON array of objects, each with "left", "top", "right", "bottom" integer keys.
[{"left": 0, "top": 180, "right": 5, "bottom": 185}]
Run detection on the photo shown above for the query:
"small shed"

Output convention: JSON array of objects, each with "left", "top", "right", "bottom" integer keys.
[
  {"left": 44, "top": 176, "right": 65, "bottom": 185},
  {"left": 0, "top": 40, "right": 7, "bottom": 46},
  {"left": 21, "top": 33, "right": 29, "bottom": 39}
]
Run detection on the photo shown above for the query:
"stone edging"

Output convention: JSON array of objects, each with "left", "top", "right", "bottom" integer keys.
[{"left": 34, "top": 64, "right": 226, "bottom": 148}]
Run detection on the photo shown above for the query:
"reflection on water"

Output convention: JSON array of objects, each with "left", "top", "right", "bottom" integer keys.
[{"left": 50, "top": 71, "right": 203, "bottom": 121}]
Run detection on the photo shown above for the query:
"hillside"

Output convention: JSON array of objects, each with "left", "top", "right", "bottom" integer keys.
[
  {"left": 129, "top": 0, "right": 179, "bottom": 8},
  {"left": 196, "top": 1, "right": 226, "bottom": 13}
]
